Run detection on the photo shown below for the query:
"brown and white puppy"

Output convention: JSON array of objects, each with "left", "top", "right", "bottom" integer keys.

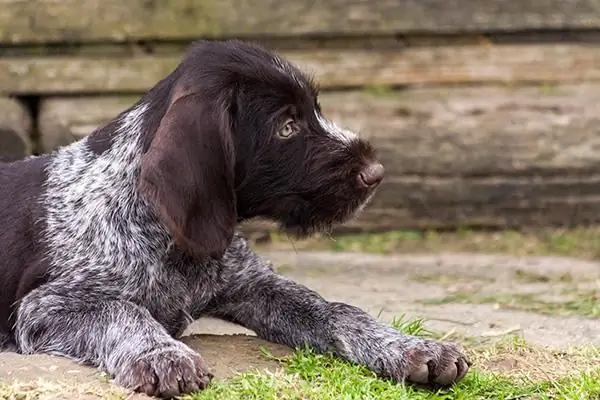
[{"left": 0, "top": 40, "right": 468, "bottom": 398}]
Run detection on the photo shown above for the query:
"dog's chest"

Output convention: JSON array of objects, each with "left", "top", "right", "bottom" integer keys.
[{"left": 140, "top": 256, "right": 225, "bottom": 335}]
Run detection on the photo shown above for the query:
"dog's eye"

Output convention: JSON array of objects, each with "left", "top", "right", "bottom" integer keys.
[{"left": 277, "top": 120, "right": 297, "bottom": 139}]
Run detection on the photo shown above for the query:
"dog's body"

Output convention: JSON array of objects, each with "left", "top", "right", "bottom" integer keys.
[{"left": 0, "top": 40, "right": 468, "bottom": 397}]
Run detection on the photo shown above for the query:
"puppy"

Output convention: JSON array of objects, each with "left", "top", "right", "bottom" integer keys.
[{"left": 0, "top": 40, "right": 469, "bottom": 397}]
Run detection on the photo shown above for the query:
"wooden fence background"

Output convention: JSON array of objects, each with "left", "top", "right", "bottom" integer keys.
[{"left": 3, "top": 0, "right": 600, "bottom": 233}]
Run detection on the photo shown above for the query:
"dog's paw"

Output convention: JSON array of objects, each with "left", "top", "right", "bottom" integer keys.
[
  {"left": 114, "top": 345, "right": 213, "bottom": 398},
  {"left": 382, "top": 338, "right": 470, "bottom": 389}
]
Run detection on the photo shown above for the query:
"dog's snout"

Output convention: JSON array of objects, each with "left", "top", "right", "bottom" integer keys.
[{"left": 358, "top": 162, "right": 385, "bottom": 188}]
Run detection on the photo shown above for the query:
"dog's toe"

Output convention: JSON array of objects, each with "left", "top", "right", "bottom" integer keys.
[
  {"left": 404, "top": 340, "right": 470, "bottom": 388},
  {"left": 407, "top": 363, "right": 430, "bottom": 384},
  {"left": 432, "top": 359, "right": 458, "bottom": 386},
  {"left": 115, "top": 345, "right": 213, "bottom": 398}
]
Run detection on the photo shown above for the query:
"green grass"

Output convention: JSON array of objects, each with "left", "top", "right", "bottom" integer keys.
[
  {"left": 184, "top": 317, "right": 600, "bottom": 400},
  {"left": 189, "top": 353, "right": 596, "bottom": 400},
  {"left": 2, "top": 317, "right": 599, "bottom": 399}
]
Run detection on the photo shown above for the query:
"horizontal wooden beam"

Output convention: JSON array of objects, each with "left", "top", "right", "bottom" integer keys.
[
  {"left": 37, "top": 95, "right": 142, "bottom": 151},
  {"left": 37, "top": 84, "right": 600, "bottom": 174},
  {"left": 33, "top": 83, "right": 600, "bottom": 230},
  {"left": 323, "top": 85, "right": 600, "bottom": 177},
  {"left": 5, "top": 43, "right": 600, "bottom": 95},
  {"left": 242, "top": 198, "right": 600, "bottom": 233},
  {"left": 3, "top": 0, "right": 600, "bottom": 44}
]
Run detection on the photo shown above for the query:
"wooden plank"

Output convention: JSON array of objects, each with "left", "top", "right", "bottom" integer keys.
[
  {"left": 244, "top": 176, "right": 600, "bottom": 232},
  {"left": 242, "top": 198, "right": 600, "bottom": 233},
  {"left": 0, "top": 56, "right": 179, "bottom": 95},
  {"left": 5, "top": 43, "right": 600, "bottom": 95},
  {"left": 37, "top": 84, "right": 600, "bottom": 230},
  {"left": 0, "top": 97, "right": 31, "bottom": 162},
  {"left": 370, "top": 176, "right": 600, "bottom": 209},
  {"left": 38, "top": 84, "right": 600, "bottom": 174},
  {"left": 323, "top": 85, "right": 600, "bottom": 177},
  {"left": 4, "top": 0, "right": 600, "bottom": 44},
  {"left": 38, "top": 96, "right": 141, "bottom": 152}
]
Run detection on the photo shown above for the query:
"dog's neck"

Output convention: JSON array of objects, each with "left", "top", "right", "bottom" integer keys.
[{"left": 43, "top": 102, "right": 175, "bottom": 279}]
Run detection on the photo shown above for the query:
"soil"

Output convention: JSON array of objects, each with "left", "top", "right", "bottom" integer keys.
[{"left": 2, "top": 250, "right": 600, "bottom": 398}]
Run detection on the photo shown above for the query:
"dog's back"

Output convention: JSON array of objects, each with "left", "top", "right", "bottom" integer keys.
[{"left": 0, "top": 156, "right": 50, "bottom": 338}]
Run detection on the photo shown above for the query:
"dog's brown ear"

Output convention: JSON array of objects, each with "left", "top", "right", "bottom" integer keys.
[{"left": 138, "top": 90, "right": 236, "bottom": 261}]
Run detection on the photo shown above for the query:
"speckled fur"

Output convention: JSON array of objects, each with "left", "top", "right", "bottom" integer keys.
[{"left": 3, "top": 40, "right": 468, "bottom": 398}]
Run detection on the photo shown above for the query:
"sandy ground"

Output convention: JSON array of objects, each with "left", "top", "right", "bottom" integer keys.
[{"left": 2, "top": 250, "right": 600, "bottom": 398}]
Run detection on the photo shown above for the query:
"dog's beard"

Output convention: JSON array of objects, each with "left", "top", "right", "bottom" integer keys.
[{"left": 278, "top": 193, "right": 374, "bottom": 238}]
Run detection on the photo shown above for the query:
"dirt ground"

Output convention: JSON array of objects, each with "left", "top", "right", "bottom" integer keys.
[{"left": 2, "top": 250, "right": 600, "bottom": 398}]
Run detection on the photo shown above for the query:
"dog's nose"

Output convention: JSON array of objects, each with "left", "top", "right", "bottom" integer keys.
[{"left": 358, "top": 162, "right": 385, "bottom": 187}]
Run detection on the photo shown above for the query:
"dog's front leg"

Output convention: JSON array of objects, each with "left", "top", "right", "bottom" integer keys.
[
  {"left": 210, "top": 239, "right": 469, "bottom": 389},
  {"left": 15, "top": 284, "right": 212, "bottom": 398}
]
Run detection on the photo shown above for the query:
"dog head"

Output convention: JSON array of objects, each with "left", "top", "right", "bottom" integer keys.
[{"left": 138, "top": 40, "right": 384, "bottom": 260}]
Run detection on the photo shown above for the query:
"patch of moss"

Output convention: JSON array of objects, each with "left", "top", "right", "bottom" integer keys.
[
  {"left": 255, "top": 227, "right": 600, "bottom": 260},
  {"left": 362, "top": 84, "right": 397, "bottom": 97},
  {"left": 420, "top": 290, "right": 600, "bottom": 318}
]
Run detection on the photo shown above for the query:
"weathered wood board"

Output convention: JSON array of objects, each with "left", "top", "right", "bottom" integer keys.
[
  {"left": 5, "top": 43, "right": 600, "bottom": 95},
  {"left": 3, "top": 0, "right": 600, "bottom": 44},
  {"left": 242, "top": 199, "right": 600, "bottom": 232},
  {"left": 37, "top": 83, "right": 600, "bottom": 230},
  {"left": 0, "top": 97, "right": 31, "bottom": 161},
  {"left": 38, "top": 95, "right": 141, "bottom": 152}
]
